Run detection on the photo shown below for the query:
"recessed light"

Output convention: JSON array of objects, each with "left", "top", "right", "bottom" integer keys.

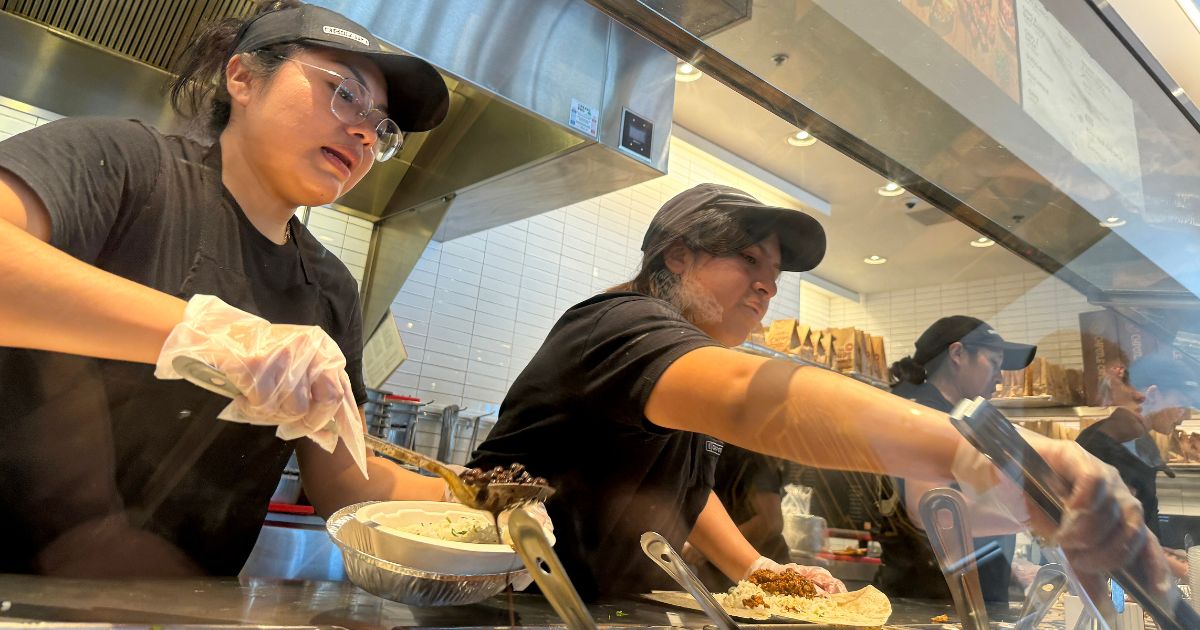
[
  {"left": 864, "top": 255, "right": 887, "bottom": 265},
  {"left": 970, "top": 237, "right": 995, "bottom": 248},
  {"left": 675, "top": 61, "right": 702, "bottom": 82},
  {"left": 1099, "top": 216, "right": 1126, "bottom": 228},
  {"left": 876, "top": 181, "right": 905, "bottom": 197},
  {"left": 785, "top": 130, "right": 816, "bottom": 147}
]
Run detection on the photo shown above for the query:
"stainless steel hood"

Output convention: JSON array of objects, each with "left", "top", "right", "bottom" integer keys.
[
  {"left": 317, "top": 0, "right": 675, "bottom": 238},
  {"left": 312, "top": 0, "right": 678, "bottom": 329},
  {"left": 0, "top": 0, "right": 685, "bottom": 332}
]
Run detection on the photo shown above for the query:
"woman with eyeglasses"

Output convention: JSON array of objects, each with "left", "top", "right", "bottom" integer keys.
[{"left": 0, "top": 1, "right": 457, "bottom": 576}]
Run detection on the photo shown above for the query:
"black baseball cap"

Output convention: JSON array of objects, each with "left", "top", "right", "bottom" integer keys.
[
  {"left": 913, "top": 315, "right": 1037, "bottom": 371},
  {"left": 641, "top": 183, "right": 826, "bottom": 272},
  {"left": 1129, "top": 353, "right": 1200, "bottom": 406},
  {"left": 233, "top": 4, "right": 449, "bottom": 132}
]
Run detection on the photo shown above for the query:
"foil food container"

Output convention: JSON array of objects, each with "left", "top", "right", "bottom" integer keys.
[{"left": 326, "top": 502, "right": 525, "bottom": 607}]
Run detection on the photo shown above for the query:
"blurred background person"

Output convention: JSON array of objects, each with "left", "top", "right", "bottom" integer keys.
[{"left": 879, "top": 315, "right": 1036, "bottom": 602}]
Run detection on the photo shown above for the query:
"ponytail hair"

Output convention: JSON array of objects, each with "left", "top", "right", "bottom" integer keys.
[
  {"left": 890, "top": 342, "right": 981, "bottom": 388},
  {"left": 889, "top": 356, "right": 927, "bottom": 387},
  {"left": 169, "top": 0, "right": 305, "bottom": 139}
]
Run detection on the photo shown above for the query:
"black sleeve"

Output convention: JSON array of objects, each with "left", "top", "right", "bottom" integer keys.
[
  {"left": 342, "top": 293, "right": 368, "bottom": 406},
  {"left": 575, "top": 296, "right": 720, "bottom": 431},
  {"left": 0, "top": 117, "right": 160, "bottom": 262},
  {"left": 741, "top": 451, "right": 784, "bottom": 495}
]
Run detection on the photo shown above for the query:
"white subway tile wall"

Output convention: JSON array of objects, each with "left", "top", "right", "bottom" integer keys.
[
  {"left": 816, "top": 271, "right": 1098, "bottom": 370},
  {"left": 384, "top": 137, "right": 808, "bottom": 419},
  {"left": 301, "top": 205, "right": 371, "bottom": 286},
  {"left": 0, "top": 101, "right": 56, "bottom": 141}
]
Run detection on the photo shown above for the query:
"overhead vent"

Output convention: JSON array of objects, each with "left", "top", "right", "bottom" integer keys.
[
  {"left": 649, "top": 0, "right": 751, "bottom": 38},
  {"left": 0, "top": 0, "right": 254, "bottom": 70},
  {"left": 904, "top": 205, "right": 955, "bottom": 227}
]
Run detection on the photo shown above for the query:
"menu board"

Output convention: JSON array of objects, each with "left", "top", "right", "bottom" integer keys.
[
  {"left": 363, "top": 315, "right": 408, "bottom": 391},
  {"left": 898, "top": 0, "right": 1020, "bottom": 101},
  {"left": 1016, "top": 0, "right": 1144, "bottom": 212}
]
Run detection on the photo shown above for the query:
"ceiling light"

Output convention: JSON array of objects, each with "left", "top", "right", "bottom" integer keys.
[
  {"left": 1099, "top": 216, "right": 1126, "bottom": 228},
  {"left": 970, "top": 237, "right": 995, "bottom": 248},
  {"left": 864, "top": 255, "right": 887, "bottom": 265},
  {"left": 876, "top": 181, "right": 905, "bottom": 197},
  {"left": 675, "top": 61, "right": 702, "bottom": 82},
  {"left": 785, "top": 130, "right": 816, "bottom": 147}
]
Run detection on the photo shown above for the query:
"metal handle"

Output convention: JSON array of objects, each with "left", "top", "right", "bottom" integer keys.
[
  {"left": 508, "top": 508, "right": 597, "bottom": 630},
  {"left": 172, "top": 355, "right": 243, "bottom": 398},
  {"left": 918, "top": 488, "right": 989, "bottom": 630},
  {"left": 363, "top": 434, "right": 485, "bottom": 506},
  {"left": 1016, "top": 563, "right": 1067, "bottom": 630},
  {"left": 640, "top": 532, "right": 739, "bottom": 630}
]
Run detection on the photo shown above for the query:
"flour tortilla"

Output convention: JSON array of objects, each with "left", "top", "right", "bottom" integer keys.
[{"left": 643, "top": 585, "right": 892, "bottom": 626}]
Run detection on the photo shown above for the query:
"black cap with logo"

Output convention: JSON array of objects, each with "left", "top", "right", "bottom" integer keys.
[
  {"left": 233, "top": 4, "right": 449, "bottom": 132},
  {"left": 641, "top": 183, "right": 827, "bottom": 272},
  {"left": 913, "top": 315, "right": 1037, "bottom": 371}
]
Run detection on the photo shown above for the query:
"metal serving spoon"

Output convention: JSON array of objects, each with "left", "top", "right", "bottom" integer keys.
[{"left": 173, "top": 356, "right": 554, "bottom": 513}]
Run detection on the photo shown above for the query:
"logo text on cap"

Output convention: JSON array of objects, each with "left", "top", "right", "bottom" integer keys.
[{"left": 322, "top": 26, "right": 369, "bottom": 47}]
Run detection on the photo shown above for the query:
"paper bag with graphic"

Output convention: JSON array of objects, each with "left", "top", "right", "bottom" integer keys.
[{"left": 766, "top": 319, "right": 798, "bottom": 354}]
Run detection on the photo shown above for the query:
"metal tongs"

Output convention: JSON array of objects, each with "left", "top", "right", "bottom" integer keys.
[
  {"left": 640, "top": 532, "right": 739, "bottom": 630},
  {"left": 1015, "top": 563, "right": 1068, "bottom": 630},
  {"left": 918, "top": 488, "right": 989, "bottom": 630},
  {"left": 174, "top": 356, "right": 554, "bottom": 513},
  {"left": 508, "top": 508, "right": 597, "bottom": 630},
  {"left": 950, "top": 397, "right": 1198, "bottom": 630}
]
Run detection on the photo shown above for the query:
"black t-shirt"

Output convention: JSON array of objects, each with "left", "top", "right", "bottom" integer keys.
[
  {"left": 0, "top": 117, "right": 366, "bottom": 575},
  {"left": 469, "top": 293, "right": 721, "bottom": 599},
  {"left": 877, "top": 382, "right": 1015, "bottom": 602},
  {"left": 698, "top": 444, "right": 790, "bottom": 590},
  {"left": 1077, "top": 419, "right": 1160, "bottom": 537}
]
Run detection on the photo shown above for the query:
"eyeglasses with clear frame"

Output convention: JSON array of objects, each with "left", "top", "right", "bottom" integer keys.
[{"left": 277, "top": 56, "right": 404, "bottom": 162}]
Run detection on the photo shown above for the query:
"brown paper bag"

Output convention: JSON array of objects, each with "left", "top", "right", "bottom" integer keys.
[
  {"left": 766, "top": 319, "right": 797, "bottom": 353},
  {"left": 1027, "top": 358, "right": 1047, "bottom": 397},
  {"left": 870, "top": 336, "right": 888, "bottom": 382},
  {"left": 815, "top": 329, "right": 835, "bottom": 366},
  {"left": 831, "top": 328, "right": 857, "bottom": 373},
  {"left": 795, "top": 324, "right": 815, "bottom": 361}
]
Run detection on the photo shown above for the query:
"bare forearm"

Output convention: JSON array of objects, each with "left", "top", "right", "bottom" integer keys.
[
  {"left": 648, "top": 348, "right": 964, "bottom": 482},
  {"left": 737, "top": 515, "right": 772, "bottom": 545},
  {"left": 688, "top": 492, "right": 760, "bottom": 582},
  {"left": 0, "top": 219, "right": 185, "bottom": 363},
  {"left": 298, "top": 439, "right": 445, "bottom": 518}
]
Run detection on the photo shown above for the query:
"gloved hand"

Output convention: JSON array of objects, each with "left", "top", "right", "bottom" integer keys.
[
  {"left": 154, "top": 294, "right": 367, "bottom": 478},
  {"left": 743, "top": 556, "right": 846, "bottom": 594},
  {"left": 952, "top": 427, "right": 1169, "bottom": 604}
]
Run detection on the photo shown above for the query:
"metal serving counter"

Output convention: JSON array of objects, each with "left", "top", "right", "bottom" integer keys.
[{"left": 0, "top": 574, "right": 1022, "bottom": 629}]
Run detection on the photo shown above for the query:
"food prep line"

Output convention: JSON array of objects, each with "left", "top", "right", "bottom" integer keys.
[{"left": 0, "top": 574, "right": 1035, "bottom": 629}]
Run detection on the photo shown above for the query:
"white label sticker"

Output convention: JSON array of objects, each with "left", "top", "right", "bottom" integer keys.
[
  {"left": 568, "top": 98, "right": 599, "bottom": 138},
  {"left": 323, "top": 25, "right": 370, "bottom": 47}
]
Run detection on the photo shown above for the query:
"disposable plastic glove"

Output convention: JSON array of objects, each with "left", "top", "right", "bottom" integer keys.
[
  {"left": 952, "top": 426, "right": 1168, "bottom": 604},
  {"left": 743, "top": 556, "right": 846, "bottom": 594},
  {"left": 154, "top": 294, "right": 367, "bottom": 478}
]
